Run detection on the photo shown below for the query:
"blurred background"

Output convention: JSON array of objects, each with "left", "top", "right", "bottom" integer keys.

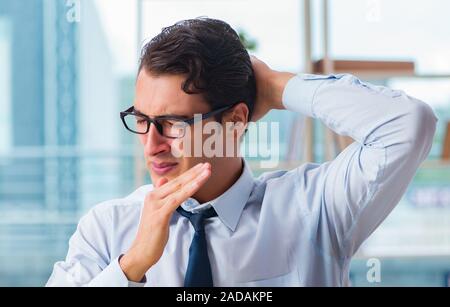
[{"left": 0, "top": 0, "right": 449, "bottom": 286}]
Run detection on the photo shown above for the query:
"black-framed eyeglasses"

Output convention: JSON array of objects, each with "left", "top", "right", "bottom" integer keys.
[{"left": 120, "top": 104, "right": 235, "bottom": 139}]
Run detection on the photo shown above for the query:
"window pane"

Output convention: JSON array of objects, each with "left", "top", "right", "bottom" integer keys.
[
  {"left": 0, "top": 18, "right": 11, "bottom": 153},
  {"left": 0, "top": 0, "right": 137, "bottom": 286},
  {"left": 329, "top": 0, "right": 450, "bottom": 74}
]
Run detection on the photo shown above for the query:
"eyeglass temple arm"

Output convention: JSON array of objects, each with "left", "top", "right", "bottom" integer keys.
[{"left": 184, "top": 105, "right": 235, "bottom": 125}]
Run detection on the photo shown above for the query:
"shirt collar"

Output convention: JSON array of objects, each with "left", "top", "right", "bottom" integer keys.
[{"left": 180, "top": 159, "right": 255, "bottom": 232}]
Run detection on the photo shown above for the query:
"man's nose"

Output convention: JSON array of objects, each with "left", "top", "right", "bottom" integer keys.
[{"left": 143, "top": 123, "right": 170, "bottom": 157}]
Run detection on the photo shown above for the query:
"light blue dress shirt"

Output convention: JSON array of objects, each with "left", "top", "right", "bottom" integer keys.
[{"left": 47, "top": 73, "right": 437, "bottom": 287}]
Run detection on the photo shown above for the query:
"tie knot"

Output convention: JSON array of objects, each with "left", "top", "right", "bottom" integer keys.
[{"left": 176, "top": 206, "right": 217, "bottom": 232}]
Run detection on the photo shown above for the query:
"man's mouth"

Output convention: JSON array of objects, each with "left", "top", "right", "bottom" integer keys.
[{"left": 151, "top": 162, "right": 179, "bottom": 175}]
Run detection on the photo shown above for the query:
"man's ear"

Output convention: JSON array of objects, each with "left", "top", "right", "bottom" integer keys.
[{"left": 222, "top": 102, "right": 249, "bottom": 126}]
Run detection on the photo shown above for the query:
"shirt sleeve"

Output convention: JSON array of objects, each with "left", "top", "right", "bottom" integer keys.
[
  {"left": 45, "top": 206, "right": 145, "bottom": 287},
  {"left": 282, "top": 73, "right": 438, "bottom": 259}
]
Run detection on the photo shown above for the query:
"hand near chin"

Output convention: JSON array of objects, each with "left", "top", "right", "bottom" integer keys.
[{"left": 119, "top": 163, "right": 211, "bottom": 282}]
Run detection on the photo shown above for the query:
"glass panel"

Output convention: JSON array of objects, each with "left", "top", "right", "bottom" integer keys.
[
  {"left": 329, "top": 0, "right": 450, "bottom": 74},
  {"left": 0, "top": 0, "right": 138, "bottom": 286},
  {"left": 0, "top": 18, "right": 11, "bottom": 153}
]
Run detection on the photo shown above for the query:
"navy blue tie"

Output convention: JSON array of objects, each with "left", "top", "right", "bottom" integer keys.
[{"left": 176, "top": 205, "right": 217, "bottom": 287}]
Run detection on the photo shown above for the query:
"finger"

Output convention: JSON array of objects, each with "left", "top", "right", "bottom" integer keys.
[
  {"left": 145, "top": 177, "right": 169, "bottom": 206},
  {"left": 155, "top": 162, "right": 207, "bottom": 198},
  {"left": 155, "top": 162, "right": 209, "bottom": 199},
  {"left": 155, "top": 177, "right": 168, "bottom": 188},
  {"left": 162, "top": 167, "right": 211, "bottom": 213}
]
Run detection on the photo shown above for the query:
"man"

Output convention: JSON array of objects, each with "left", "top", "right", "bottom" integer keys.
[{"left": 47, "top": 17, "right": 437, "bottom": 286}]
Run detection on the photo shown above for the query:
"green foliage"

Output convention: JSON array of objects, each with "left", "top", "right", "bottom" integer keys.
[{"left": 238, "top": 28, "right": 258, "bottom": 52}]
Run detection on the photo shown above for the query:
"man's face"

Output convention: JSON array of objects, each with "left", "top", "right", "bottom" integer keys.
[{"left": 134, "top": 69, "right": 216, "bottom": 183}]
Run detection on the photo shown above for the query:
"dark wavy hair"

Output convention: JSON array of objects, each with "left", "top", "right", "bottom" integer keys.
[{"left": 138, "top": 17, "right": 256, "bottom": 122}]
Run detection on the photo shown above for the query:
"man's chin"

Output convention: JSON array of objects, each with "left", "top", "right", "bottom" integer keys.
[{"left": 150, "top": 171, "right": 181, "bottom": 183}]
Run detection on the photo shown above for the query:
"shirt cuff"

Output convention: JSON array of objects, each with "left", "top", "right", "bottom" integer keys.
[
  {"left": 281, "top": 74, "right": 330, "bottom": 117},
  {"left": 88, "top": 256, "right": 146, "bottom": 287}
]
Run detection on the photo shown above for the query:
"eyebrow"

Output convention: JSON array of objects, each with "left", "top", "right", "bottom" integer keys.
[{"left": 133, "top": 107, "right": 190, "bottom": 119}]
